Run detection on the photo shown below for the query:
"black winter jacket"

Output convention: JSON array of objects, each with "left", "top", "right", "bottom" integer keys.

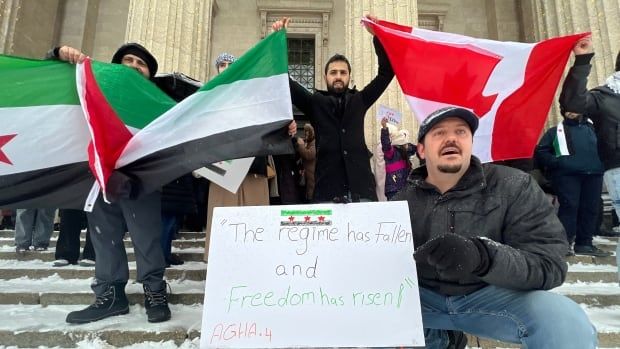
[
  {"left": 534, "top": 118, "right": 604, "bottom": 177},
  {"left": 560, "top": 53, "right": 620, "bottom": 170},
  {"left": 394, "top": 157, "right": 567, "bottom": 296},
  {"left": 290, "top": 36, "right": 394, "bottom": 202}
]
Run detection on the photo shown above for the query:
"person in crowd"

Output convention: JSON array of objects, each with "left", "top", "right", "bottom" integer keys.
[
  {"left": 394, "top": 106, "right": 597, "bottom": 348},
  {"left": 0, "top": 209, "right": 15, "bottom": 230},
  {"left": 53, "top": 209, "right": 96, "bottom": 266},
  {"left": 50, "top": 43, "right": 171, "bottom": 324},
  {"left": 203, "top": 52, "right": 297, "bottom": 261},
  {"left": 273, "top": 15, "right": 394, "bottom": 203},
  {"left": 558, "top": 35, "right": 620, "bottom": 282},
  {"left": 161, "top": 175, "right": 196, "bottom": 267},
  {"left": 296, "top": 124, "right": 316, "bottom": 202},
  {"left": 270, "top": 152, "right": 302, "bottom": 205},
  {"left": 380, "top": 117, "right": 415, "bottom": 200},
  {"left": 535, "top": 110, "right": 610, "bottom": 256},
  {"left": 14, "top": 208, "right": 55, "bottom": 254}
]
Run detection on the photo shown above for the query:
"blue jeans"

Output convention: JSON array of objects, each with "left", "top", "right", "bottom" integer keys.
[
  {"left": 14, "top": 208, "right": 56, "bottom": 249},
  {"left": 603, "top": 167, "right": 620, "bottom": 283},
  {"left": 421, "top": 285, "right": 597, "bottom": 349}
]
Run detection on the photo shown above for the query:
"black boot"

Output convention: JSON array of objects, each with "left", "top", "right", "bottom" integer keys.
[
  {"left": 66, "top": 283, "right": 129, "bottom": 324},
  {"left": 144, "top": 283, "right": 171, "bottom": 323}
]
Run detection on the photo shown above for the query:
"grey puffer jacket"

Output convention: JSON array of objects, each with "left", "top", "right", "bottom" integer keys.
[{"left": 394, "top": 157, "right": 567, "bottom": 296}]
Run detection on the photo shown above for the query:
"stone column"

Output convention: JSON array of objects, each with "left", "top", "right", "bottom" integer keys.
[
  {"left": 0, "top": 0, "right": 20, "bottom": 54},
  {"left": 56, "top": 0, "right": 101, "bottom": 57},
  {"left": 345, "top": 0, "right": 418, "bottom": 150},
  {"left": 522, "top": 0, "right": 620, "bottom": 125},
  {"left": 125, "top": 0, "right": 216, "bottom": 81},
  {"left": 0, "top": 0, "right": 61, "bottom": 57}
]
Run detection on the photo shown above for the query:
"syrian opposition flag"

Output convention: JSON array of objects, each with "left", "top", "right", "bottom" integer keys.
[
  {"left": 0, "top": 56, "right": 93, "bottom": 208},
  {"left": 77, "top": 29, "right": 293, "bottom": 202},
  {"left": 364, "top": 19, "right": 588, "bottom": 162},
  {"left": 553, "top": 122, "right": 570, "bottom": 157},
  {"left": 0, "top": 30, "right": 293, "bottom": 208}
]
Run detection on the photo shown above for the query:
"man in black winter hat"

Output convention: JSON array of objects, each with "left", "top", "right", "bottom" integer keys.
[
  {"left": 394, "top": 106, "right": 597, "bottom": 348},
  {"left": 49, "top": 42, "right": 157, "bottom": 79},
  {"left": 49, "top": 43, "right": 171, "bottom": 324}
]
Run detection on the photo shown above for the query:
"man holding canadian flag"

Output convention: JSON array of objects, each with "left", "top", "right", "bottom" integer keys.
[{"left": 359, "top": 18, "right": 597, "bottom": 349}]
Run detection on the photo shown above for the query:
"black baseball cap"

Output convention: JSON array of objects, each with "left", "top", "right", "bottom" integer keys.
[
  {"left": 111, "top": 43, "right": 158, "bottom": 78},
  {"left": 417, "top": 107, "right": 479, "bottom": 143}
]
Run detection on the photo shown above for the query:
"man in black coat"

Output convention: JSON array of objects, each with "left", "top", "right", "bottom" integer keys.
[
  {"left": 394, "top": 107, "right": 596, "bottom": 348},
  {"left": 273, "top": 16, "right": 394, "bottom": 202},
  {"left": 50, "top": 43, "right": 171, "bottom": 324},
  {"left": 558, "top": 36, "right": 620, "bottom": 263}
]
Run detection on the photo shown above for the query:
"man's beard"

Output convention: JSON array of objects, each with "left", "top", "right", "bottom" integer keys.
[
  {"left": 437, "top": 163, "right": 462, "bottom": 173},
  {"left": 327, "top": 81, "right": 347, "bottom": 93}
]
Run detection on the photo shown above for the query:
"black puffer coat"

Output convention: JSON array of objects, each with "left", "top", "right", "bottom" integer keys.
[
  {"left": 289, "top": 37, "right": 394, "bottom": 202},
  {"left": 394, "top": 157, "right": 568, "bottom": 296}
]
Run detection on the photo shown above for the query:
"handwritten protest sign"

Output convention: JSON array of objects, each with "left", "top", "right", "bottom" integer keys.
[
  {"left": 201, "top": 201, "right": 424, "bottom": 348},
  {"left": 376, "top": 104, "right": 403, "bottom": 125},
  {"left": 194, "top": 157, "right": 254, "bottom": 194}
]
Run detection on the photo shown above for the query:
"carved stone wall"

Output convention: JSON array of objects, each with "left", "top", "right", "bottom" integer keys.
[
  {"left": 0, "top": 0, "right": 62, "bottom": 58},
  {"left": 522, "top": 0, "right": 620, "bottom": 126},
  {"left": 345, "top": 0, "right": 418, "bottom": 150},
  {"left": 125, "top": 0, "right": 216, "bottom": 81},
  {"left": 0, "top": 0, "right": 20, "bottom": 54},
  {"left": 259, "top": 0, "right": 333, "bottom": 89}
]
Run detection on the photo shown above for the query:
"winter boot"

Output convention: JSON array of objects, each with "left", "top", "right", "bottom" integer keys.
[
  {"left": 144, "top": 283, "right": 171, "bottom": 323},
  {"left": 66, "top": 283, "right": 129, "bottom": 324}
]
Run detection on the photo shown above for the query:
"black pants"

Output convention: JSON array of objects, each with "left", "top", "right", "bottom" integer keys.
[
  {"left": 55, "top": 209, "right": 95, "bottom": 263},
  {"left": 87, "top": 191, "right": 166, "bottom": 296},
  {"left": 552, "top": 174, "right": 603, "bottom": 246}
]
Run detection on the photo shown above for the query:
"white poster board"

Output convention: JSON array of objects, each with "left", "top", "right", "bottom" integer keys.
[
  {"left": 376, "top": 104, "right": 403, "bottom": 125},
  {"left": 201, "top": 201, "right": 425, "bottom": 348},
  {"left": 194, "top": 157, "right": 254, "bottom": 194}
]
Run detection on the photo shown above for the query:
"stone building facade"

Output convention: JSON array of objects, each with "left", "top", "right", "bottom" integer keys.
[{"left": 2, "top": 0, "right": 619, "bottom": 147}]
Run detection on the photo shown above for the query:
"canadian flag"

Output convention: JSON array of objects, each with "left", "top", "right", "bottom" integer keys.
[{"left": 364, "top": 19, "right": 588, "bottom": 162}]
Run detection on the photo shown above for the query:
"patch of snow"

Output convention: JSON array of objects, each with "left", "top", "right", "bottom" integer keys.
[
  {"left": 0, "top": 303, "right": 203, "bottom": 333},
  {"left": 568, "top": 262, "right": 618, "bottom": 272},
  {"left": 0, "top": 260, "right": 207, "bottom": 270},
  {"left": 553, "top": 281, "right": 620, "bottom": 295},
  {"left": 0, "top": 274, "right": 206, "bottom": 294},
  {"left": 581, "top": 305, "right": 620, "bottom": 332}
]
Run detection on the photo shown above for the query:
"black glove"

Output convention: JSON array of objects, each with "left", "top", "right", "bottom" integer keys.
[{"left": 414, "top": 234, "right": 490, "bottom": 279}]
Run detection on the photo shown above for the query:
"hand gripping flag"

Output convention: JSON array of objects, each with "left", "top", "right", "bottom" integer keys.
[{"left": 364, "top": 18, "right": 588, "bottom": 162}]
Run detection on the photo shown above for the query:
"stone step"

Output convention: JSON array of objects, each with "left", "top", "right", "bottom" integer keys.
[
  {"left": 568, "top": 254, "right": 617, "bottom": 266},
  {"left": 0, "top": 237, "right": 205, "bottom": 249},
  {"left": 0, "top": 248, "right": 206, "bottom": 262},
  {"left": 0, "top": 303, "right": 617, "bottom": 348},
  {"left": 467, "top": 332, "right": 620, "bottom": 349},
  {"left": 0, "top": 229, "right": 205, "bottom": 240},
  {"left": 0, "top": 303, "right": 203, "bottom": 348},
  {"left": 0, "top": 260, "right": 207, "bottom": 281},
  {"left": 0, "top": 276, "right": 206, "bottom": 306}
]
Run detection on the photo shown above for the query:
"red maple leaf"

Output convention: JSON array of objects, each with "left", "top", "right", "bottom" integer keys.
[{"left": 0, "top": 134, "right": 17, "bottom": 165}]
